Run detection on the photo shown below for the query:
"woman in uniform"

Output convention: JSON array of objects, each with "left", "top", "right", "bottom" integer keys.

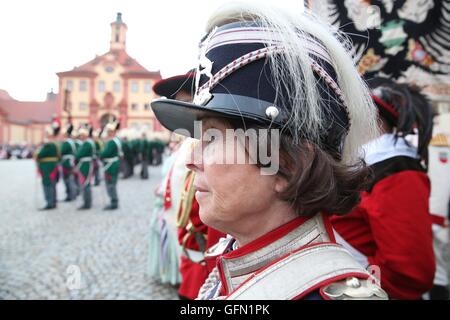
[{"left": 151, "top": 3, "right": 388, "bottom": 300}]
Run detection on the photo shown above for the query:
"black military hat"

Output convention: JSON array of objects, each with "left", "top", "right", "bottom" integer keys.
[
  {"left": 63, "top": 123, "right": 74, "bottom": 136},
  {"left": 151, "top": 21, "right": 350, "bottom": 157},
  {"left": 152, "top": 69, "right": 196, "bottom": 98},
  {"left": 50, "top": 117, "right": 61, "bottom": 136}
]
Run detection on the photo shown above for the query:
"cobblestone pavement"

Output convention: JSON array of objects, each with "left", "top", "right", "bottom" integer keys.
[{"left": 0, "top": 159, "right": 179, "bottom": 300}]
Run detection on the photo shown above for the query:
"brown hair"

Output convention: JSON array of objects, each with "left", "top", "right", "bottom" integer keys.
[
  {"left": 276, "top": 135, "right": 370, "bottom": 216},
  {"left": 227, "top": 118, "right": 370, "bottom": 217}
]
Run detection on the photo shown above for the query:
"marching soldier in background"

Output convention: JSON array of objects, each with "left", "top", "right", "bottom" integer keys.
[
  {"left": 35, "top": 123, "right": 61, "bottom": 210},
  {"left": 139, "top": 132, "right": 149, "bottom": 180},
  {"left": 72, "top": 129, "right": 82, "bottom": 197},
  {"left": 92, "top": 128, "right": 104, "bottom": 186},
  {"left": 75, "top": 124, "right": 95, "bottom": 210},
  {"left": 147, "top": 138, "right": 155, "bottom": 166},
  {"left": 131, "top": 133, "right": 140, "bottom": 174},
  {"left": 60, "top": 123, "right": 77, "bottom": 202},
  {"left": 121, "top": 132, "right": 134, "bottom": 179},
  {"left": 100, "top": 121, "right": 122, "bottom": 210},
  {"left": 150, "top": 138, "right": 165, "bottom": 166}
]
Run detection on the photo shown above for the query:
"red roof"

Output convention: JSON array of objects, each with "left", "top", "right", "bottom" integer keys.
[
  {"left": 57, "top": 49, "right": 161, "bottom": 79},
  {"left": 0, "top": 90, "right": 57, "bottom": 125}
]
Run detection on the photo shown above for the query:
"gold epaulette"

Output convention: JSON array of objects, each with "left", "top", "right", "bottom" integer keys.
[
  {"left": 321, "top": 277, "right": 388, "bottom": 300},
  {"left": 176, "top": 171, "right": 197, "bottom": 229}
]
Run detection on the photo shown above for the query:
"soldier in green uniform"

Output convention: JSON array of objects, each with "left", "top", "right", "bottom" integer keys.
[
  {"left": 92, "top": 128, "right": 104, "bottom": 186},
  {"left": 72, "top": 129, "right": 82, "bottom": 197},
  {"left": 153, "top": 138, "right": 165, "bottom": 165},
  {"left": 147, "top": 139, "right": 154, "bottom": 166},
  {"left": 60, "top": 124, "right": 77, "bottom": 201},
  {"left": 75, "top": 125, "right": 96, "bottom": 210},
  {"left": 35, "top": 125, "right": 61, "bottom": 210},
  {"left": 121, "top": 135, "right": 134, "bottom": 179},
  {"left": 131, "top": 134, "right": 140, "bottom": 173},
  {"left": 100, "top": 121, "right": 122, "bottom": 210},
  {"left": 139, "top": 133, "right": 149, "bottom": 179}
]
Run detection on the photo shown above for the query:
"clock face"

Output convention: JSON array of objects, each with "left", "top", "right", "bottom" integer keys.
[{"left": 105, "top": 66, "right": 114, "bottom": 73}]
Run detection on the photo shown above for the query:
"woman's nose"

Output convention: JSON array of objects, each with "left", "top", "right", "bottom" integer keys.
[{"left": 185, "top": 140, "right": 203, "bottom": 172}]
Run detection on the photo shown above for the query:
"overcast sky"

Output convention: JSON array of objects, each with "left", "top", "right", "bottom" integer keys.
[{"left": 0, "top": 0, "right": 303, "bottom": 101}]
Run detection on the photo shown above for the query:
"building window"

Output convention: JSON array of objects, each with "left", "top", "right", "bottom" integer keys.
[
  {"left": 142, "top": 124, "right": 151, "bottom": 132},
  {"left": 113, "top": 81, "right": 121, "bottom": 93},
  {"left": 115, "top": 27, "right": 120, "bottom": 42},
  {"left": 131, "top": 103, "right": 138, "bottom": 111},
  {"left": 132, "top": 122, "right": 140, "bottom": 130},
  {"left": 144, "top": 81, "right": 152, "bottom": 93},
  {"left": 67, "top": 80, "right": 73, "bottom": 92},
  {"left": 98, "top": 81, "right": 105, "bottom": 92},
  {"left": 79, "top": 80, "right": 87, "bottom": 92},
  {"left": 79, "top": 102, "right": 88, "bottom": 111},
  {"left": 131, "top": 81, "right": 139, "bottom": 93},
  {"left": 144, "top": 103, "right": 150, "bottom": 111}
]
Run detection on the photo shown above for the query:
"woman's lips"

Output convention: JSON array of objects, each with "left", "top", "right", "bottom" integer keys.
[
  {"left": 194, "top": 183, "right": 209, "bottom": 193},
  {"left": 194, "top": 184, "right": 210, "bottom": 200}
]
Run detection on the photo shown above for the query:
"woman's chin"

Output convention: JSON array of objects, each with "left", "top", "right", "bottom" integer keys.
[{"left": 198, "top": 206, "right": 212, "bottom": 226}]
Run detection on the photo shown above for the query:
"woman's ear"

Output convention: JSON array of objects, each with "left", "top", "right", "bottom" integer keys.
[{"left": 274, "top": 175, "right": 289, "bottom": 193}]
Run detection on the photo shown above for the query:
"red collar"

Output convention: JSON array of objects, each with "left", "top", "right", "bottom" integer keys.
[
  {"left": 216, "top": 213, "right": 336, "bottom": 296},
  {"left": 223, "top": 215, "right": 311, "bottom": 259}
]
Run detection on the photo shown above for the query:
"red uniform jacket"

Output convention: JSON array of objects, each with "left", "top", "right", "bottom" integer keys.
[
  {"left": 331, "top": 157, "right": 435, "bottom": 299},
  {"left": 178, "top": 190, "right": 226, "bottom": 299}
]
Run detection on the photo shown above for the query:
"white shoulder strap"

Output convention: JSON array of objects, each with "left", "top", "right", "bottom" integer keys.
[
  {"left": 226, "top": 243, "right": 369, "bottom": 300},
  {"left": 113, "top": 137, "right": 123, "bottom": 157},
  {"left": 67, "top": 139, "right": 77, "bottom": 154},
  {"left": 87, "top": 139, "right": 96, "bottom": 152}
]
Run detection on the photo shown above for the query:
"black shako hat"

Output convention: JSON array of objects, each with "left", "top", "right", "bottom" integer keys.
[
  {"left": 151, "top": 21, "right": 350, "bottom": 158},
  {"left": 64, "top": 123, "right": 74, "bottom": 136},
  {"left": 152, "top": 70, "right": 196, "bottom": 98}
]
